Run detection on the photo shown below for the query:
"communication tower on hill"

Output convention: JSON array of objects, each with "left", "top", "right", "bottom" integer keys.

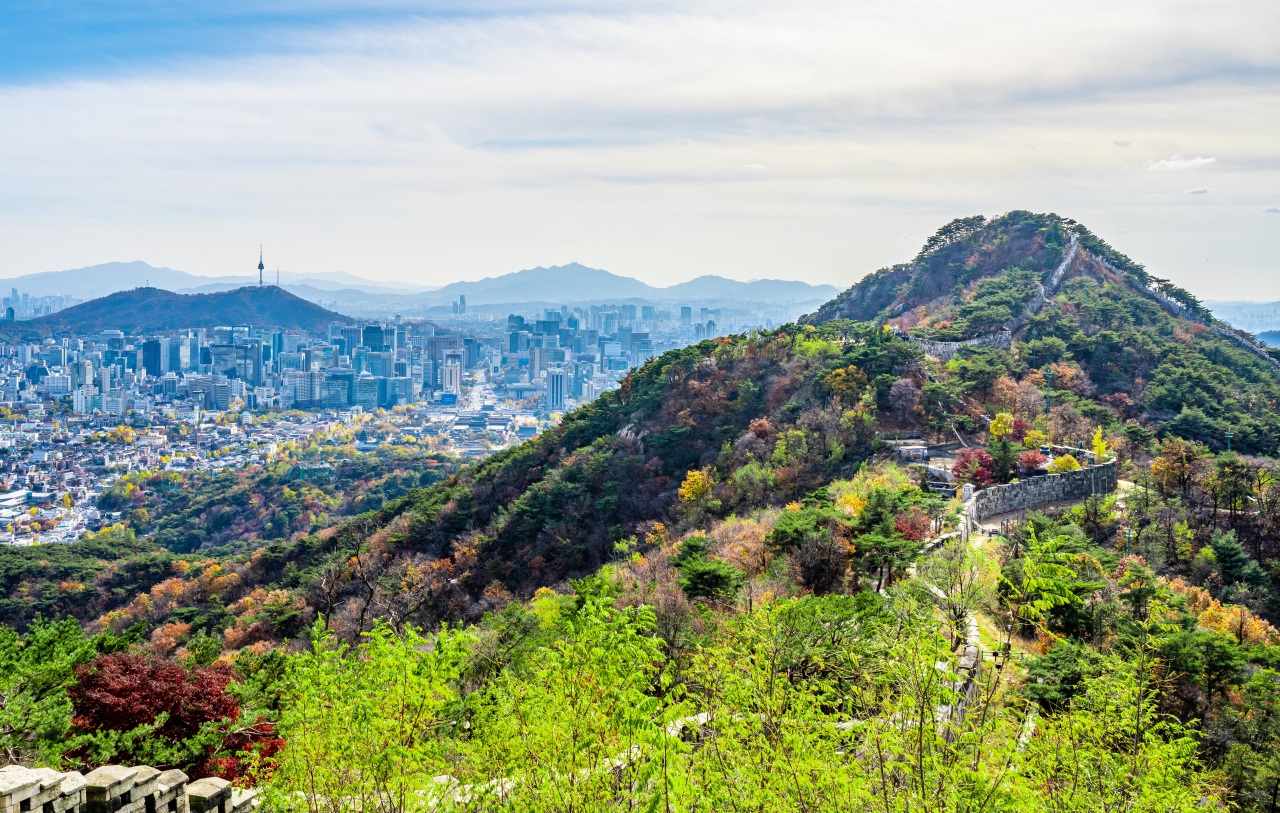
[{"left": 258, "top": 245, "right": 264, "bottom": 286}]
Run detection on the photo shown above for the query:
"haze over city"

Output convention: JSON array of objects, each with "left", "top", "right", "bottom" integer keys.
[{"left": 2, "top": 0, "right": 1279, "bottom": 296}]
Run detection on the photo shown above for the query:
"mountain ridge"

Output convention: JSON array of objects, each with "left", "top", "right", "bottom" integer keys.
[
  {"left": 1, "top": 260, "right": 838, "bottom": 309},
  {"left": 415, "top": 263, "right": 840, "bottom": 306}
]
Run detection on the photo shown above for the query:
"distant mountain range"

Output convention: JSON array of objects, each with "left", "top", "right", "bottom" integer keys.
[
  {"left": 0, "top": 261, "right": 436, "bottom": 301},
  {"left": 1205, "top": 300, "right": 1280, "bottom": 334},
  {"left": 0, "top": 261, "right": 837, "bottom": 311},
  {"left": 0, "top": 286, "right": 343, "bottom": 340},
  {"left": 416, "top": 263, "right": 839, "bottom": 307}
]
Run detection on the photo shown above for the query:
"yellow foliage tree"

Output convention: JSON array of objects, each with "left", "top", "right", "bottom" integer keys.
[
  {"left": 1091, "top": 426, "right": 1110, "bottom": 462},
  {"left": 1049, "top": 454, "right": 1080, "bottom": 473},
  {"left": 678, "top": 468, "right": 715, "bottom": 505},
  {"left": 1023, "top": 429, "right": 1049, "bottom": 448},
  {"left": 990, "top": 412, "right": 1015, "bottom": 440}
]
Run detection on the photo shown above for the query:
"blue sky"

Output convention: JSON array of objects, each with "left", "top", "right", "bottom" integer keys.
[
  {"left": 0, "top": 2, "right": 473, "bottom": 81},
  {"left": 1, "top": 0, "right": 1278, "bottom": 296}
]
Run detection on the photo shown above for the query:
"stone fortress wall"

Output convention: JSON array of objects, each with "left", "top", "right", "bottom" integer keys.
[
  {"left": 0, "top": 763, "right": 259, "bottom": 813},
  {"left": 902, "top": 234, "right": 1080, "bottom": 361},
  {"left": 1098, "top": 257, "right": 1280, "bottom": 374},
  {"left": 968, "top": 459, "right": 1118, "bottom": 526}
]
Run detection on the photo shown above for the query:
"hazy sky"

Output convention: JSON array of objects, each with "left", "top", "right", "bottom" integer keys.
[{"left": 2, "top": 0, "right": 1278, "bottom": 298}]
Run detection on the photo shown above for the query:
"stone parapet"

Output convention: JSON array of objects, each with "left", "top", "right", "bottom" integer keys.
[{"left": 0, "top": 765, "right": 256, "bottom": 813}]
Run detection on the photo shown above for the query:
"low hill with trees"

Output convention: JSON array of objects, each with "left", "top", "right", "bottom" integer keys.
[{"left": 0, "top": 285, "right": 343, "bottom": 339}]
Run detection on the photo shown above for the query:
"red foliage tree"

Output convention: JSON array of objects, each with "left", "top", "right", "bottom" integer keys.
[
  {"left": 1018, "top": 450, "right": 1049, "bottom": 475},
  {"left": 71, "top": 652, "right": 238, "bottom": 742},
  {"left": 69, "top": 652, "right": 244, "bottom": 774},
  {"left": 195, "top": 718, "right": 285, "bottom": 785},
  {"left": 1010, "top": 418, "right": 1033, "bottom": 444},
  {"left": 952, "top": 448, "right": 995, "bottom": 486},
  {"left": 893, "top": 508, "right": 931, "bottom": 542}
]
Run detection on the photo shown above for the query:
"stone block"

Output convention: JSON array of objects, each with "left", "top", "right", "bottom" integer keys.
[
  {"left": 0, "top": 767, "right": 41, "bottom": 812},
  {"left": 85, "top": 765, "right": 139, "bottom": 813},
  {"left": 186, "top": 777, "right": 232, "bottom": 813},
  {"left": 229, "top": 788, "right": 259, "bottom": 812},
  {"left": 23, "top": 767, "right": 71, "bottom": 808},
  {"left": 156, "top": 770, "right": 190, "bottom": 813},
  {"left": 47, "top": 772, "right": 87, "bottom": 813}
]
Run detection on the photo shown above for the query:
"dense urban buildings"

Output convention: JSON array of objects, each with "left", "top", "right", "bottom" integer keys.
[{"left": 0, "top": 286, "right": 761, "bottom": 546}]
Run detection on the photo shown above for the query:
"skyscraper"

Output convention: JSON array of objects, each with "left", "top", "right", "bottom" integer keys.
[
  {"left": 547, "top": 368, "right": 567, "bottom": 411},
  {"left": 142, "top": 339, "right": 162, "bottom": 377}
]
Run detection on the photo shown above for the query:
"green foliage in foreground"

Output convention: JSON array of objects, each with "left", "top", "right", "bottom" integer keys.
[{"left": 261, "top": 597, "right": 1215, "bottom": 812}]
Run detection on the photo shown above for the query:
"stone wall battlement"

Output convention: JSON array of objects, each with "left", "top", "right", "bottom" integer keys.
[
  {"left": 0, "top": 764, "right": 258, "bottom": 813},
  {"left": 970, "top": 460, "right": 1117, "bottom": 524}
]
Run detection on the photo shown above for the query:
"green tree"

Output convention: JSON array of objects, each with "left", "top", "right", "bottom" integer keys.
[
  {"left": 0, "top": 618, "right": 96, "bottom": 765},
  {"left": 263, "top": 621, "right": 472, "bottom": 811},
  {"left": 678, "top": 558, "right": 743, "bottom": 602}
]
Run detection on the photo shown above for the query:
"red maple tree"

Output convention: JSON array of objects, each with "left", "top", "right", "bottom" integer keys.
[
  {"left": 68, "top": 651, "right": 281, "bottom": 782},
  {"left": 951, "top": 448, "right": 995, "bottom": 486}
]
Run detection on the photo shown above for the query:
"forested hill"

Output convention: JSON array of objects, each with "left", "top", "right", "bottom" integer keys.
[{"left": 0, "top": 285, "right": 343, "bottom": 339}]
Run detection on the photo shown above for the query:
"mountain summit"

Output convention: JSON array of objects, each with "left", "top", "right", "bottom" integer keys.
[{"left": 804, "top": 211, "right": 1207, "bottom": 332}]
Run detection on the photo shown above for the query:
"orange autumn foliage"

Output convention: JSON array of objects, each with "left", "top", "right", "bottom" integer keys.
[{"left": 1165, "top": 578, "right": 1280, "bottom": 646}]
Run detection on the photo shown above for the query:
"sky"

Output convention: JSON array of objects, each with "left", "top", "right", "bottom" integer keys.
[{"left": 1, "top": 0, "right": 1279, "bottom": 298}]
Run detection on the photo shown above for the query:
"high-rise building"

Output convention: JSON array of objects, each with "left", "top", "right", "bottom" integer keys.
[
  {"left": 362, "top": 324, "right": 386, "bottom": 352},
  {"left": 367, "top": 351, "right": 395, "bottom": 377},
  {"left": 142, "top": 339, "right": 163, "bottom": 377},
  {"left": 351, "top": 346, "right": 369, "bottom": 373},
  {"left": 387, "top": 376, "right": 415, "bottom": 405},
  {"left": 325, "top": 369, "right": 356, "bottom": 406},
  {"left": 164, "top": 338, "right": 191, "bottom": 372},
  {"left": 289, "top": 370, "right": 325, "bottom": 408},
  {"left": 70, "top": 359, "right": 93, "bottom": 389},
  {"left": 72, "top": 386, "right": 96, "bottom": 414},
  {"left": 354, "top": 373, "right": 384, "bottom": 408},
  {"left": 680, "top": 307, "right": 692, "bottom": 326},
  {"left": 323, "top": 377, "right": 351, "bottom": 408},
  {"left": 340, "top": 326, "right": 362, "bottom": 355},
  {"left": 442, "top": 354, "right": 462, "bottom": 395},
  {"left": 547, "top": 367, "right": 567, "bottom": 411}
]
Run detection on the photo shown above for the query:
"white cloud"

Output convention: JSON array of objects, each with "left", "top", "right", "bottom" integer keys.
[
  {"left": 1147, "top": 156, "right": 1218, "bottom": 170},
  {"left": 1267, "top": 207, "right": 1280, "bottom": 213},
  {"left": 0, "top": 0, "right": 1279, "bottom": 294},
  {"left": 1185, "top": 188, "right": 1210, "bottom": 194}
]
